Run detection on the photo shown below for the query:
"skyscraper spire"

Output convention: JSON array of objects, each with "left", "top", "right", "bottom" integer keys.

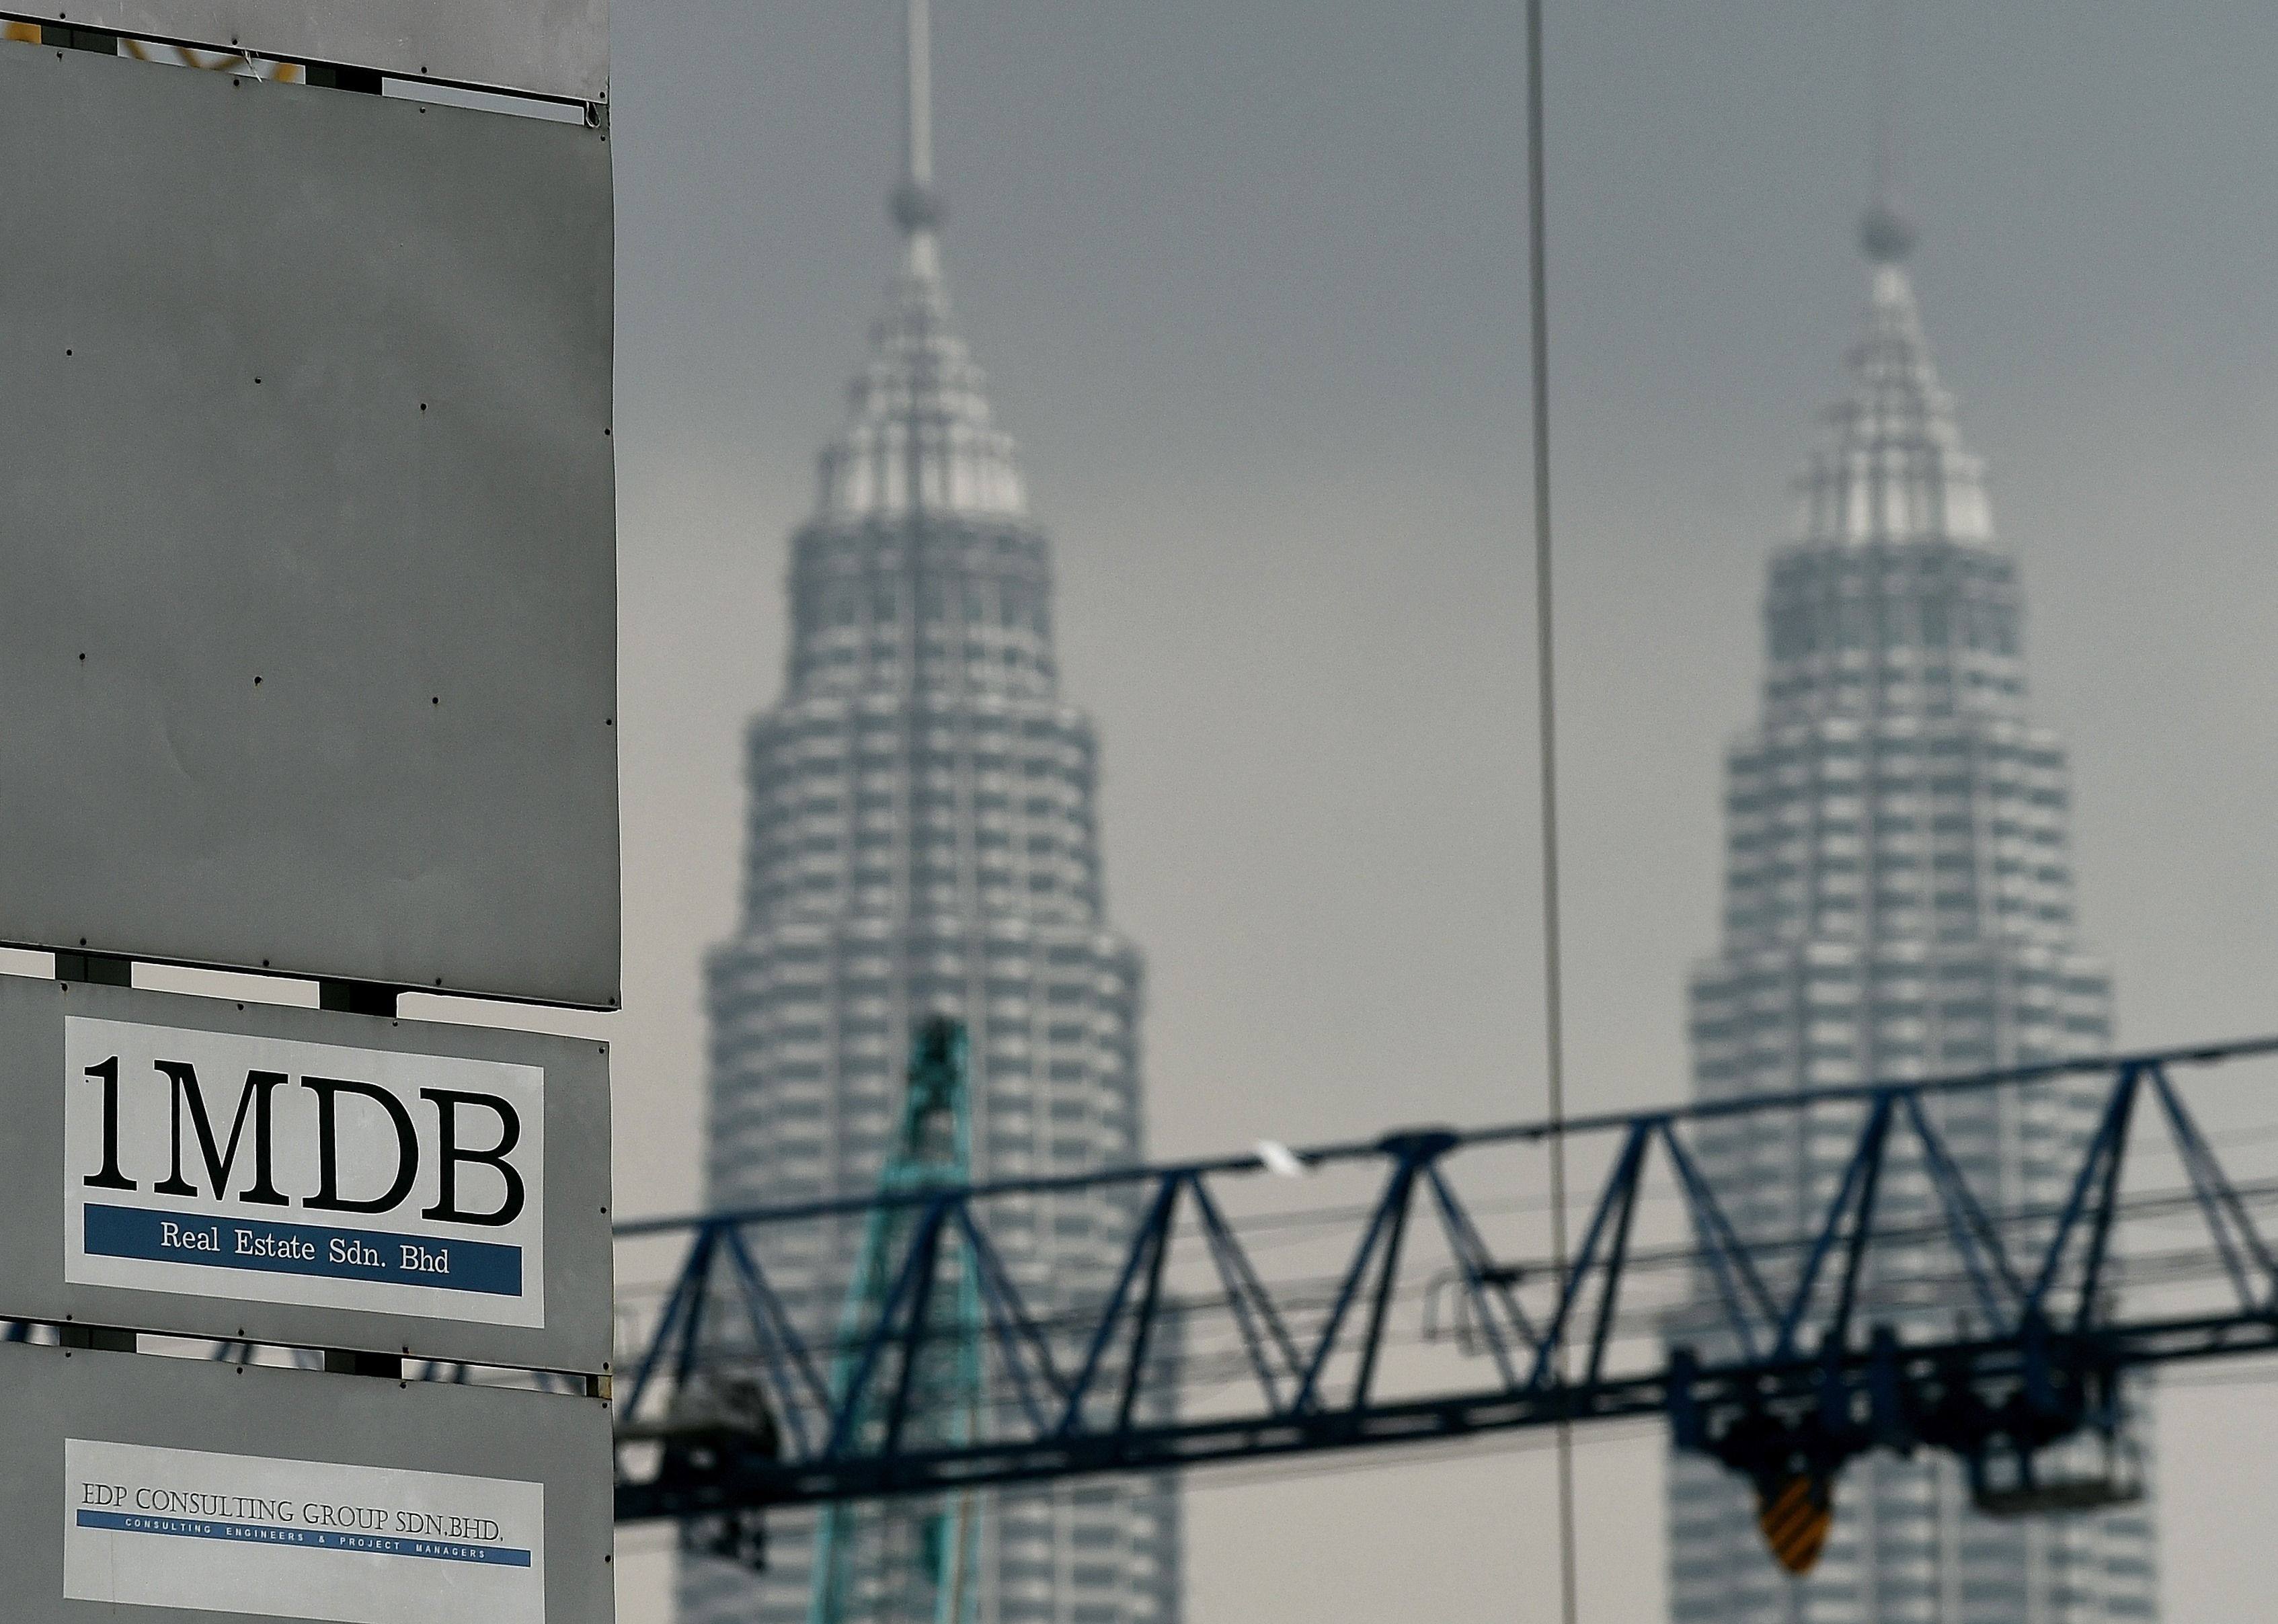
[
  {"left": 1858, "top": 149, "right": 1916, "bottom": 266},
  {"left": 893, "top": 0, "right": 943, "bottom": 237},
  {"left": 1860, "top": 17, "right": 1916, "bottom": 268},
  {"left": 1800, "top": 200, "right": 1987, "bottom": 549},
  {"left": 814, "top": 0, "right": 1025, "bottom": 520}
]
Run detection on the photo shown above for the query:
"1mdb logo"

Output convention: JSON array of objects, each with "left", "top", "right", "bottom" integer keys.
[
  {"left": 81, "top": 1057, "right": 527, "bottom": 1227},
  {"left": 61, "top": 1016, "right": 551, "bottom": 1324}
]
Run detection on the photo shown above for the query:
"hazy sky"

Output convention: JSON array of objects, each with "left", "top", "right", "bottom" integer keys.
[{"left": 582, "top": 2, "right": 2278, "bottom": 1617}]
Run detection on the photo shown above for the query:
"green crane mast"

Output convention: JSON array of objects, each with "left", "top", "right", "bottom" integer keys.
[{"left": 809, "top": 1015, "right": 985, "bottom": 1624}]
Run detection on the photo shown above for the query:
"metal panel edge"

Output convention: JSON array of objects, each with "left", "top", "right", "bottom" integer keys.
[{"left": 0, "top": 0, "right": 608, "bottom": 103}]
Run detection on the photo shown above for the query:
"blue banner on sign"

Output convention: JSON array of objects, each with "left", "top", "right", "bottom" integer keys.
[
  {"left": 82, "top": 1204, "right": 522, "bottom": 1298},
  {"left": 76, "top": 1509, "right": 534, "bottom": 1567}
]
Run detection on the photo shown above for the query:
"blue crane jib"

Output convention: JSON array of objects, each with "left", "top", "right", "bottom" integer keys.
[{"left": 612, "top": 1034, "right": 2278, "bottom": 1574}]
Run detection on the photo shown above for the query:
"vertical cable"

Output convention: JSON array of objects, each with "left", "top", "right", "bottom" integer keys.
[{"left": 1524, "top": 3, "right": 1579, "bottom": 1623}]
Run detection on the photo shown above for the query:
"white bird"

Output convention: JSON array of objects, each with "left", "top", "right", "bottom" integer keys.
[{"left": 1255, "top": 1139, "right": 1307, "bottom": 1178}]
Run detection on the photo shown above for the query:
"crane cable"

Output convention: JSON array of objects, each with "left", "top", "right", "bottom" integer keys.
[{"left": 1522, "top": 3, "right": 1579, "bottom": 1622}]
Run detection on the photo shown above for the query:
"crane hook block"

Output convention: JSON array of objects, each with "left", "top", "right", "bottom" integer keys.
[{"left": 1758, "top": 1473, "right": 1834, "bottom": 1576}]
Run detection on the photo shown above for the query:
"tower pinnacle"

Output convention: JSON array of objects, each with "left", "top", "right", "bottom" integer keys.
[
  {"left": 892, "top": 0, "right": 945, "bottom": 235},
  {"left": 1858, "top": 198, "right": 1916, "bottom": 264},
  {"left": 813, "top": 0, "right": 1023, "bottom": 520},
  {"left": 1860, "top": 97, "right": 1914, "bottom": 263},
  {"left": 1860, "top": 19, "right": 1916, "bottom": 266}
]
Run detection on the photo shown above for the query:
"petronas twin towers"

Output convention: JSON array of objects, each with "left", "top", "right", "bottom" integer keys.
[
  {"left": 1668, "top": 211, "right": 2158, "bottom": 1621},
  {"left": 677, "top": 5, "right": 1180, "bottom": 1623},
  {"left": 680, "top": 8, "right": 2155, "bottom": 1619}
]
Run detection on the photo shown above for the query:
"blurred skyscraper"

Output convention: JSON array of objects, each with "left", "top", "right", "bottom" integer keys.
[
  {"left": 674, "top": 4, "right": 1182, "bottom": 1621},
  {"left": 1665, "top": 205, "right": 2158, "bottom": 1621}
]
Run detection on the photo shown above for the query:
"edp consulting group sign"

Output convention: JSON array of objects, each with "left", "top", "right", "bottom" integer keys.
[
  {"left": 0, "top": 1338, "right": 616, "bottom": 1624},
  {"left": 0, "top": 977, "right": 611, "bottom": 1371},
  {"left": 66, "top": 1438, "right": 547, "bottom": 1624}
]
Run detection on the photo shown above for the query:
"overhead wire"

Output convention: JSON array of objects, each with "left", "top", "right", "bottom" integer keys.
[{"left": 1520, "top": 1, "right": 1579, "bottom": 1619}]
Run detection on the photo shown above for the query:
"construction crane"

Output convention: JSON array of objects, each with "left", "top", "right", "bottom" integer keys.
[
  {"left": 806, "top": 1016, "right": 984, "bottom": 1624},
  {"left": 622, "top": 1018, "right": 986, "bottom": 1619},
  {"left": 614, "top": 1033, "right": 2278, "bottom": 1573}
]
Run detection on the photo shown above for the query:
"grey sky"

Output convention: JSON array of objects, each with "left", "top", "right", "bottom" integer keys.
[{"left": 595, "top": 2, "right": 2278, "bottom": 1617}]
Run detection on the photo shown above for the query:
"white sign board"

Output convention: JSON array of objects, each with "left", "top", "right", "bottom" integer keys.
[
  {"left": 0, "top": 1338, "right": 613, "bottom": 1624},
  {"left": 0, "top": 978, "right": 611, "bottom": 1372},
  {"left": 66, "top": 1440, "right": 545, "bottom": 1624},
  {"left": 65, "top": 1018, "right": 548, "bottom": 1330}
]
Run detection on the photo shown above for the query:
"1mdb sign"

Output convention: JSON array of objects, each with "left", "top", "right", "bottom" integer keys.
[
  {"left": 0, "top": 979, "right": 611, "bottom": 1371},
  {"left": 65, "top": 1019, "right": 547, "bottom": 1328}
]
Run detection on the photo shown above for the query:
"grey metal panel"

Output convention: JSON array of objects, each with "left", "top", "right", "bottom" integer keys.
[
  {"left": 0, "top": 0, "right": 607, "bottom": 102},
  {"left": 0, "top": 42, "right": 619, "bottom": 1009},
  {"left": 0, "top": 1340, "right": 614, "bottom": 1624},
  {"left": 0, "top": 977, "right": 614, "bottom": 1373}
]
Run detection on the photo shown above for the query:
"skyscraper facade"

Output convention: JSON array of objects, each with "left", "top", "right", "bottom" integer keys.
[
  {"left": 674, "top": 7, "right": 1183, "bottom": 1623},
  {"left": 1664, "top": 208, "right": 2158, "bottom": 1622}
]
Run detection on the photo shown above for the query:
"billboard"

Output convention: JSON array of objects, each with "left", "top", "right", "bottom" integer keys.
[
  {"left": 0, "top": 0, "right": 607, "bottom": 102},
  {"left": 1, "top": 1338, "right": 613, "bottom": 1624},
  {"left": 0, "top": 979, "right": 612, "bottom": 1373},
  {"left": 0, "top": 41, "right": 619, "bottom": 1008}
]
